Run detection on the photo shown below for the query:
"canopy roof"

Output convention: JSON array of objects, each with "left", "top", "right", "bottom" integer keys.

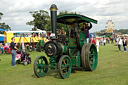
[
  {"left": 57, "top": 14, "right": 98, "bottom": 24},
  {"left": 5, "top": 31, "right": 46, "bottom": 33}
]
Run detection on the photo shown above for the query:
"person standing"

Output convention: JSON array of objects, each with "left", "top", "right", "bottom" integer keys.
[
  {"left": 96, "top": 39, "right": 99, "bottom": 52},
  {"left": 10, "top": 37, "right": 19, "bottom": 67},
  {"left": 81, "top": 23, "right": 92, "bottom": 43},
  {"left": 103, "top": 38, "right": 106, "bottom": 46},
  {"left": 117, "top": 37, "right": 122, "bottom": 52},
  {"left": 0, "top": 43, "right": 4, "bottom": 54},
  {"left": 108, "top": 37, "right": 110, "bottom": 44},
  {"left": 114, "top": 36, "right": 117, "bottom": 43},
  {"left": 91, "top": 37, "right": 96, "bottom": 45},
  {"left": 100, "top": 38, "right": 103, "bottom": 46},
  {"left": 69, "top": 23, "right": 76, "bottom": 38},
  {"left": 122, "top": 37, "right": 127, "bottom": 52}
]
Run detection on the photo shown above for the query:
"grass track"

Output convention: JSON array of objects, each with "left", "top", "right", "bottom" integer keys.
[{"left": 0, "top": 44, "right": 128, "bottom": 85}]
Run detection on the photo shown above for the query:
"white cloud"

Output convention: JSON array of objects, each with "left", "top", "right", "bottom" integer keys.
[{"left": 0, "top": 0, "right": 128, "bottom": 32}]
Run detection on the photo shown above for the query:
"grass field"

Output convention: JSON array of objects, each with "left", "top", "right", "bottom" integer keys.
[{"left": 0, "top": 44, "right": 128, "bottom": 85}]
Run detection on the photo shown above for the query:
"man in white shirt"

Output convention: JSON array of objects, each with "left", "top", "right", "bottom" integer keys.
[
  {"left": 117, "top": 37, "right": 122, "bottom": 52},
  {"left": 96, "top": 39, "right": 99, "bottom": 52}
]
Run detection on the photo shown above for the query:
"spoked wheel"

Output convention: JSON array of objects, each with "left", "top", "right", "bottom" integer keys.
[
  {"left": 81, "top": 43, "right": 98, "bottom": 71},
  {"left": 58, "top": 55, "right": 72, "bottom": 79},
  {"left": 34, "top": 56, "right": 48, "bottom": 78},
  {"left": 16, "top": 60, "right": 20, "bottom": 64},
  {"left": 23, "top": 61, "right": 28, "bottom": 66},
  {"left": 28, "top": 60, "right": 31, "bottom": 64}
]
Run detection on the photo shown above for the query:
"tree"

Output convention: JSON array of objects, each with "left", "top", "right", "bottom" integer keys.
[
  {"left": 27, "top": 10, "right": 80, "bottom": 33},
  {"left": 26, "top": 10, "right": 50, "bottom": 30},
  {"left": 0, "top": 12, "right": 11, "bottom": 32},
  {"left": 45, "top": 20, "right": 51, "bottom": 31},
  {"left": 58, "top": 10, "right": 79, "bottom": 16},
  {"left": 0, "top": 22, "right": 11, "bottom": 31},
  {"left": 0, "top": 12, "right": 3, "bottom": 20}
]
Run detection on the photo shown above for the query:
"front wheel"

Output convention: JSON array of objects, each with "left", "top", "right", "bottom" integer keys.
[
  {"left": 58, "top": 55, "right": 72, "bottom": 79},
  {"left": 34, "top": 56, "right": 48, "bottom": 78}
]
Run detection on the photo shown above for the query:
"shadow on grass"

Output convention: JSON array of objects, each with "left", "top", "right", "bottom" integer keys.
[
  {"left": 31, "top": 74, "right": 37, "bottom": 78},
  {"left": 31, "top": 69, "right": 61, "bottom": 79},
  {"left": 113, "top": 50, "right": 119, "bottom": 52},
  {"left": 31, "top": 67, "right": 87, "bottom": 79},
  {"left": 47, "top": 69, "right": 61, "bottom": 79},
  {"left": 71, "top": 67, "right": 84, "bottom": 73},
  {"left": 108, "top": 49, "right": 119, "bottom": 52}
]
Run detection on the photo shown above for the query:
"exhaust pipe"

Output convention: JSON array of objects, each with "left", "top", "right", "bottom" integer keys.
[{"left": 50, "top": 4, "right": 58, "bottom": 37}]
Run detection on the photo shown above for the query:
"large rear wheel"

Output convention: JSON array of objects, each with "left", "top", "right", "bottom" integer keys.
[
  {"left": 58, "top": 55, "right": 72, "bottom": 79},
  {"left": 81, "top": 43, "right": 98, "bottom": 71},
  {"left": 34, "top": 56, "right": 48, "bottom": 77}
]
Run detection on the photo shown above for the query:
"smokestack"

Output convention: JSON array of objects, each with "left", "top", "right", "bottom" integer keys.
[{"left": 50, "top": 4, "right": 58, "bottom": 37}]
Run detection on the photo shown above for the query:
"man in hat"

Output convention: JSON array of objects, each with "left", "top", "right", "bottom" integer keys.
[{"left": 69, "top": 23, "right": 76, "bottom": 38}]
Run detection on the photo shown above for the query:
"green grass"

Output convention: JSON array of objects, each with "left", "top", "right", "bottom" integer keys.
[{"left": 0, "top": 44, "right": 128, "bottom": 85}]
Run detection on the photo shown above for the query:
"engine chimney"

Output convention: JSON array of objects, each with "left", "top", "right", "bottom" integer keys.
[{"left": 50, "top": 4, "right": 58, "bottom": 37}]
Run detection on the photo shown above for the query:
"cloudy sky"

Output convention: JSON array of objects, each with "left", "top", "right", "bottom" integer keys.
[{"left": 0, "top": 0, "right": 128, "bottom": 32}]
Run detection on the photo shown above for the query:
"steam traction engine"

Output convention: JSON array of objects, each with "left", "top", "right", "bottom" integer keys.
[{"left": 33, "top": 4, "right": 98, "bottom": 79}]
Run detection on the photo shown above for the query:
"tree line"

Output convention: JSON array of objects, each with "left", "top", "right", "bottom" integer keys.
[{"left": 97, "top": 29, "right": 128, "bottom": 35}]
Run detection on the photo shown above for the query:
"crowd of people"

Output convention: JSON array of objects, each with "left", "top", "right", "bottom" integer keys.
[{"left": 92, "top": 36, "right": 128, "bottom": 52}]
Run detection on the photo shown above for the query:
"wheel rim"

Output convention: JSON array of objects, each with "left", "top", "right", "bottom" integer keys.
[
  {"left": 89, "top": 44, "right": 97, "bottom": 70},
  {"left": 59, "top": 56, "right": 71, "bottom": 78},
  {"left": 34, "top": 56, "right": 48, "bottom": 77}
]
